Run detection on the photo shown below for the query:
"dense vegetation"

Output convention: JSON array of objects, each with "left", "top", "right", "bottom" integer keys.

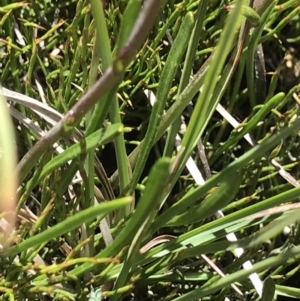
[{"left": 0, "top": 0, "right": 300, "bottom": 300}]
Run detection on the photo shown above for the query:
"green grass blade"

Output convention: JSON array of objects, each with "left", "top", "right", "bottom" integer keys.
[
  {"left": 111, "top": 0, "right": 141, "bottom": 219},
  {"left": 246, "top": 1, "right": 277, "bottom": 106},
  {"left": 151, "top": 116, "right": 300, "bottom": 232},
  {"left": 113, "top": 0, "right": 141, "bottom": 54},
  {"left": 70, "top": 157, "right": 172, "bottom": 278},
  {"left": 166, "top": 170, "right": 241, "bottom": 226},
  {"left": 262, "top": 277, "right": 276, "bottom": 301},
  {"left": 1, "top": 197, "right": 132, "bottom": 257},
  {"left": 249, "top": 207, "right": 300, "bottom": 246},
  {"left": 163, "top": 0, "right": 209, "bottom": 157},
  {"left": 116, "top": 1, "right": 244, "bottom": 189},
  {"left": 127, "top": 12, "right": 194, "bottom": 195},
  {"left": 211, "top": 92, "right": 285, "bottom": 163},
  {"left": 138, "top": 197, "right": 300, "bottom": 268},
  {"left": 276, "top": 285, "right": 300, "bottom": 299},
  {"left": 171, "top": 245, "right": 300, "bottom": 300},
  {"left": 90, "top": 0, "right": 112, "bottom": 71},
  {"left": 86, "top": 0, "right": 139, "bottom": 135},
  {"left": 179, "top": 0, "right": 243, "bottom": 153},
  {"left": 37, "top": 123, "right": 124, "bottom": 183},
  {"left": 110, "top": 158, "right": 172, "bottom": 300}
]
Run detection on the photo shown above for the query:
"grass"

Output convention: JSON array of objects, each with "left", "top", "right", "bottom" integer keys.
[{"left": 1, "top": 0, "right": 300, "bottom": 300}]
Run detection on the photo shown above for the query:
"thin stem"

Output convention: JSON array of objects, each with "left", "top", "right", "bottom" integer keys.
[{"left": 17, "top": 0, "right": 167, "bottom": 183}]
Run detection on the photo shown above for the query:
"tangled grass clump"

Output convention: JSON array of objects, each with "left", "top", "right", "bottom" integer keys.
[{"left": 1, "top": 0, "right": 300, "bottom": 300}]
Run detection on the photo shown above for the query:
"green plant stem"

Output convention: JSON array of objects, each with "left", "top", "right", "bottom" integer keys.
[{"left": 163, "top": 0, "right": 209, "bottom": 157}]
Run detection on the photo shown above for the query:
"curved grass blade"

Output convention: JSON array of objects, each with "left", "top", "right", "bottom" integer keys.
[
  {"left": 37, "top": 123, "right": 124, "bottom": 182},
  {"left": 1, "top": 87, "right": 63, "bottom": 125},
  {"left": 166, "top": 170, "right": 241, "bottom": 226},
  {"left": 1, "top": 197, "right": 132, "bottom": 257},
  {"left": 70, "top": 158, "right": 172, "bottom": 278},
  {"left": 135, "top": 205, "right": 300, "bottom": 273},
  {"left": 211, "top": 92, "right": 285, "bottom": 162},
  {"left": 110, "top": 157, "right": 172, "bottom": 300}
]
